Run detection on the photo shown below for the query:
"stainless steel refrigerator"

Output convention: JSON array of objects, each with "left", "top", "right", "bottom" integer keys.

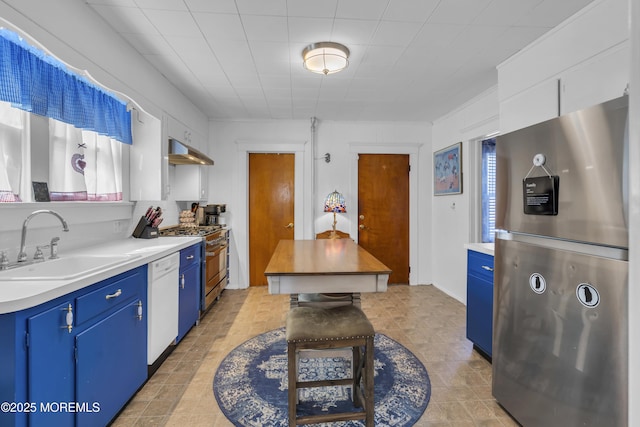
[{"left": 493, "top": 95, "right": 629, "bottom": 427}]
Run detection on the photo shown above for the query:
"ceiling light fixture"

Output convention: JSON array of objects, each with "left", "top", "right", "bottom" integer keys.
[{"left": 302, "top": 42, "right": 350, "bottom": 75}]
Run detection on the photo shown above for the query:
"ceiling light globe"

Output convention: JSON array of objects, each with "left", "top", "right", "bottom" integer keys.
[{"left": 302, "top": 42, "right": 350, "bottom": 75}]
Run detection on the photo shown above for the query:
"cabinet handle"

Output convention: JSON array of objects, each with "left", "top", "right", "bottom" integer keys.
[
  {"left": 136, "top": 300, "right": 143, "bottom": 321},
  {"left": 186, "top": 255, "right": 194, "bottom": 260},
  {"left": 481, "top": 265, "right": 494, "bottom": 272},
  {"left": 105, "top": 289, "right": 122, "bottom": 300},
  {"left": 62, "top": 303, "right": 73, "bottom": 333},
  {"left": 181, "top": 274, "right": 185, "bottom": 289}
]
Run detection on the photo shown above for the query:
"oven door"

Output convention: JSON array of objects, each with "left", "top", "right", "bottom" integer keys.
[{"left": 204, "top": 244, "right": 227, "bottom": 311}]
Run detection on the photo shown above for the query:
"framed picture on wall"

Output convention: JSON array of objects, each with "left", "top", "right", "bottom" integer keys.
[{"left": 433, "top": 142, "right": 462, "bottom": 195}]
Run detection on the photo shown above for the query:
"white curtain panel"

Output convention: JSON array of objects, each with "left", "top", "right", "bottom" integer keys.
[
  {"left": 49, "top": 119, "right": 122, "bottom": 201},
  {"left": 49, "top": 119, "right": 88, "bottom": 200},
  {"left": 0, "top": 101, "right": 24, "bottom": 202},
  {"left": 81, "top": 131, "right": 122, "bottom": 201}
]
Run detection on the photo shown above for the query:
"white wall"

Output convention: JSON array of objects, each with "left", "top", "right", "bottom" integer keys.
[
  {"left": 208, "top": 119, "right": 432, "bottom": 289},
  {"left": 430, "top": 87, "right": 500, "bottom": 303}
]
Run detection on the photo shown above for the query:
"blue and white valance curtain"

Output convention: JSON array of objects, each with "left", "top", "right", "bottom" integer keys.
[{"left": 0, "top": 28, "right": 132, "bottom": 145}]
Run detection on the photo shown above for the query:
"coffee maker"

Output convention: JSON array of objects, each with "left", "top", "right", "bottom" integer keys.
[{"left": 204, "top": 204, "right": 226, "bottom": 226}]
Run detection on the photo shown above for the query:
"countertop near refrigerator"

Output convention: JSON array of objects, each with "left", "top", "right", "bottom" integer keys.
[
  {"left": 464, "top": 242, "right": 494, "bottom": 256},
  {"left": 0, "top": 236, "right": 202, "bottom": 314}
]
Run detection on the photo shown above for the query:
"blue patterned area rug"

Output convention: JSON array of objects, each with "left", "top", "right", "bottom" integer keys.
[{"left": 213, "top": 328, "right": 431, "bottom": 426}]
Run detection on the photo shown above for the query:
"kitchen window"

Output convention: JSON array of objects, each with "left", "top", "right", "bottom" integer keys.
[
  {"left": 0, "top": 105, "right": 124, "bottom": 203},
  {"left": 481, "top": 138, "right": 496, "bottom": 243},
  {"left": 0, "top": 26, "right": 129, "bottom": 203}
]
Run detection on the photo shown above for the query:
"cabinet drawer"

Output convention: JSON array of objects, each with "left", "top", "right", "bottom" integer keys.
[
  {"left": 180, "top": 243, "right": 201, "bottom": 270},
  {"left": 75, "top": 269, "right": 144, "bottom": 326},
  {"left": 467, "top": 250, "right": 494, "bottom": 282}
]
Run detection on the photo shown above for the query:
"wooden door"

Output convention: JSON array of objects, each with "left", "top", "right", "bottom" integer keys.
[
  {"left": 249, "top": 153, "right": 295, "bottom": 286},
  {"left": 358, "top": 154, "right": 410, "bottom": 284}
]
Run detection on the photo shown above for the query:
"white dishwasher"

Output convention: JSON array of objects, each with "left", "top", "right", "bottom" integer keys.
[{"left": 147, "top": 252, "right": 179, "bottom": 365}]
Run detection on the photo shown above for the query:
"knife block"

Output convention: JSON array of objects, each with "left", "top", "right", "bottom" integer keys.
[{"left": 132, "top": 216, "right": 158, "bottom": 239}]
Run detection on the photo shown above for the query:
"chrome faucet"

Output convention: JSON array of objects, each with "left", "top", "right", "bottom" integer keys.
[{"left": 18, "top": 210, "right": 69, "bottom": 262}]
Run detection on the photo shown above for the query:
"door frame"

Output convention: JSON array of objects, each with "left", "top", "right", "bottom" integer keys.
[
  {"left": 349, "top": 142, "right": 422, "bottom": 285},
  {"left": 234, "top": 140, "right": 312, "bottom": 289}
]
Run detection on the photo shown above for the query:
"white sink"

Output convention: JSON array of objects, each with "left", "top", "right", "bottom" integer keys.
[{"left": 0, "top": 254, "right": 141, "bottom": 281}]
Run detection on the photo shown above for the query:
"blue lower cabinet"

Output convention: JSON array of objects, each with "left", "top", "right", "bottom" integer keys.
[
  {"left": 0, "top": 265, "right": 148, "bottom": 427},
  {"left": 76, "top": 299, "right": 147, "bottom": 426},
  {"left": 177, "top": 243, "right": 202, "bottom": 343},
  {"left": 27, "top": 301, "right": 75, "bottom": 427},
  {"left": 466, "top": 250, "right": 494, "bottom": 358},
  {"left": 178, "top": 263, "right": 200, "bottom": 342},
  {"left": 466, "top": 274, "right": 493, "bottom": 356}
]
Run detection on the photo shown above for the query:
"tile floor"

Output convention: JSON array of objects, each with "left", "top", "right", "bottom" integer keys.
[{"left": 111, "top": 285, "right": 519, "bottom": 427}]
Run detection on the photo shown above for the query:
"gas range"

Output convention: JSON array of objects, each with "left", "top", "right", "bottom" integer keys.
[{"left": 159, "top": 225, "right": 222, "bottom": 237}]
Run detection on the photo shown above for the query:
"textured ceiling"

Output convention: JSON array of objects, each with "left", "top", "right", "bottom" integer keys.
[{"left": 87, "top": 0, "right": 595, "bottom": 122}]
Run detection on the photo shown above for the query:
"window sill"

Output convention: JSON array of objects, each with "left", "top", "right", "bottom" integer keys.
[{"left": 0, "top": 201, "right": 133, "bottom": 209}]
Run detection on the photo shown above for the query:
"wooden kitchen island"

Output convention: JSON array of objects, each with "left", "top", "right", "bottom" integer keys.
[{"left": 264, "top": 239, "right": 391, "bottom": 305}]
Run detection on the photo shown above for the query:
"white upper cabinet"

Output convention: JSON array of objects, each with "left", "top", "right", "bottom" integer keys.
[
  {"left": 560, "top": 44, "right": 629, "bottom": 115},
  {"left": 499, "top": 79, "right": 559, "bottom": 135},
  {"left": 130, "top": 110, "right": 168, "bottom": 201},
  {"left": 171, "top": 165, "right": 208, "bottom": 201},
  {"left": 497, "top": 0, "right": 629, "bottom": 133},
  {"left": 167, "top": 114, "right": 204, "bottom": 151}
]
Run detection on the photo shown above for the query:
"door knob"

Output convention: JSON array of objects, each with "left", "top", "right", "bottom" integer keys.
[
  {"left": 359, "top": 215, "right": 365, "bottom": 220},
  {"left": 359, "top": 224, "right": 366, "bottom": 230},
  {"left": 285, "top": 223, "right": 294, "bottom": 229}
]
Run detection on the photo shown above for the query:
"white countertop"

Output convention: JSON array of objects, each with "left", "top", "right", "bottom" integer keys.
[
  {"left": 0, "top": 236, "right": 202, "bottom": 314},
  {"left": 464, "top": 242, "right": 495, "bottom": 256}
]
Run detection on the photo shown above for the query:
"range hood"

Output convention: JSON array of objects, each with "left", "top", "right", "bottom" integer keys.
[{"left": 168, "top": 139, "right": 214, "bottom": 165}]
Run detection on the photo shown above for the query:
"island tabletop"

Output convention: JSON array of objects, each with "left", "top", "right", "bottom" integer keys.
[{"left": 264, "top": 239, "right": 391, "bottom": 296}]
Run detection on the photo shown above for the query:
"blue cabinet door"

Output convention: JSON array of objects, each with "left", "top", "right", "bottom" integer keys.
[
  {"left": 177, "top": 262, "right": 200, "bottom": 342},
  {"left": 466, "top": 250, "right": 494, "bottom": 358},
  {"left": 466, "top": 274, "right": 493, "bottom": 356},
  {"left": 28, "top": 300, "right": 75, "bottom": 427},
  {"left": 75, "top": 299, "right": 147, "bottom": 426}
]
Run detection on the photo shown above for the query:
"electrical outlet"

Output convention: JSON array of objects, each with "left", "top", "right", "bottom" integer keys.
[{"left": 113, "top": 220, "right": 123, "bottom": 233}]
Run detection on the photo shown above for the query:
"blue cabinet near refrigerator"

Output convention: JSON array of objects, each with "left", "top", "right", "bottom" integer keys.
[
  {"left": 0, "top": 266, "right": 147, "bottom": 427},
  {"left": 466, "top": 249, "right": 494, "bottom": 358},
  {"left": 177, "top": 242, "right": 201, "bottom": 343}
]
